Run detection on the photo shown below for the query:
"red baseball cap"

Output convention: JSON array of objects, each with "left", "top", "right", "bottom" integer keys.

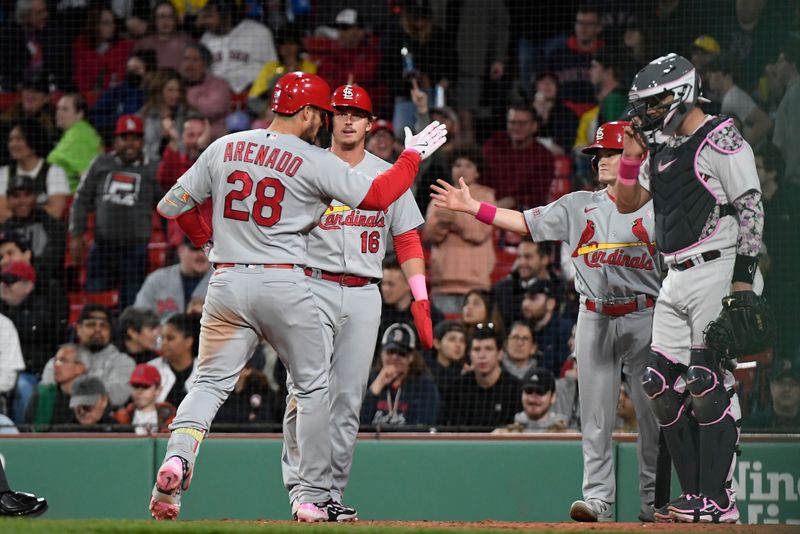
[
  {"left": 0, "top": 261, "right": 36, "bottom": 284},
  {"left": 130, "top": 363, "right": 162, "bottom": 387},
  {"left": 370, "top": 119, "right": 395, "bottom": 137},
  {"left": 115, "top": 114, "right": 145, "bottom": 136}
]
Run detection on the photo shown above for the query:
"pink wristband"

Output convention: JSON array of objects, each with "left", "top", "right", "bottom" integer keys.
[
  {"left": 407, "top": 274, "right": 428, "bottom": 301},
  {"left": 475, "top": 202, "right": 497, "bottom": 225},
  {"left": 618, "top": 155, "right": 642, "bottom": 186}
]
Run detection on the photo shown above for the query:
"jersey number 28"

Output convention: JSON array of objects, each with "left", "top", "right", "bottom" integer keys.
[{"left": 223, "top": 170, "right": 284, "bottom": 227}]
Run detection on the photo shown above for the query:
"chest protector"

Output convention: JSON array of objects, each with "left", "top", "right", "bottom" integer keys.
[
  {"left": 9, "top": 161, "right": 50, "bottom": 197},
  {"left": 651, "top": 117, "right": 732, "bottom": 254}
]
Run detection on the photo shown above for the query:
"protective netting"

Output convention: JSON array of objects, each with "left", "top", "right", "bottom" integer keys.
[{"left": 0, "top": 0, "right": 795, "bottom": 434}]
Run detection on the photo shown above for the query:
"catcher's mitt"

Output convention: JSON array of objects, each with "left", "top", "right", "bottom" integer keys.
[{"left": 703, "top": 291, "right": 775, "bottom": 360}]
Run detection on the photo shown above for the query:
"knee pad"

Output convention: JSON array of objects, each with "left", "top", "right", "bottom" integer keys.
[
  {"left": 687, "top": 349, "right": 732, "bottom": 425},
  {"left": 641, "top": 351, "right": 687, "bottom": 426}
]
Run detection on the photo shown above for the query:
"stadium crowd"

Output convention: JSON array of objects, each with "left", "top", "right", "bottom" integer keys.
[{"left": 0, "top": 0, "right": 797, "bottom": 434}]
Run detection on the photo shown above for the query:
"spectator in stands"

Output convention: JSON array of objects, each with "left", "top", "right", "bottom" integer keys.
[
  {"left": 1, "top": 174, "right": 67, "bottom": 285},
  {"left": 0, "top": 261, "right": 66, "bottom": 377},
  {"left": 492, "top": 238, "right": 552, "bottom": 327},
  {"left": 134, "top": 1, "right": 194, "bottom": 70},
  {"left": 496, "top": 367, "right": 569, "bottom": 433},
  {"left": 773, "top": 35, "right": 800, "bottom": 185},
  {"left": 69, "top": 376, "right": 117, "bottom": 429},
  {"left": 365, "top": 120, "right": 400, "bottom": 163},
  {"left": 424, "top": 146, "right": 495, "bottom": 314},
  {"left": 72, "top": 6, "right": 135, "bottom": 94},
  {"left": 197, "top": 0, "right": 276, "bottom": 94},
  {"left": 180, "top": 43, "right": 231, "bottom": 141},
  {"left": 0, "top": 0, "right": 72, "bottom": 91},
  {"left": 690, "top": 35, "right": 722, "bottom": 88},
  {"left": 520, "top": 280, "right": 573, "bottom": 374},
  {"left": 379, "top": 256, "right": 444, "bottom": 342},
  {"left": 361, "top": 323, "right": 440, "bottom": 427},
  {"left": 47, "top": 93, "right": 103, "bottom": 192},
  {"left": 140, "top": 69, "right": 190, "bottom": 162},
  {"left": 619, "top": 16, "right": 650, "bottom": 78},
  {"left": 148, "top": 312, "right": 199, "bottom": 408},
  {"left": 452, "top": 0, "right": 510, "bottom": 144},
  {"left": 430, "top": 320, "right": 467, "bottom": 396},
  {"left": 482, "top": 104, "right": 555, "bottom": 209},
  {"left": 501, "top": 321, "right": 542, "bottom": 380},
  {"left": 248, "top": 24, "right": 316, "bottom": 115},
  {"left": 707, "top": 55, "right": 773, "bottom": 146},
  {"left": 380, "top": 3, "right": 453, "bottom": 135},
  {"left": 746, "top": 356, "right": 800, "bottom": 431},
  {"left": 113, "top": 363, "right": 175, "bottom": 434},
  {"left": 615, "top": 382, "right": 638, "bottom": 432},
  {"left": 216, "top": 351, "right": 279, "bottom": 425},
  {"left": 545, "top": 5, "right": 604, "bottom": 110},
  {"left": 0, "top": 119, "right": 66, "bottom": 223},
  {"left": 41, "top": 304, "right": 135, "bottom": 407},
  {"left": 589, "top": 49, "right": 627, "bottom": 124},
  {"left": 134, "top": 237, "right": 211, "bottom": 321},
  {"left": 0, "top": 312, "right": 25, "bottom": 416},
  {"left": 0, "top": 73, "right": 56, "bottom": 167},
  {"left": 69, "top": 114, "right": 161, "bottom": 309},
  {"left": 757, "top": 142, "right": 799, "bottom": 354},
  {"left": 723, "top": 0, "right": 783, "bottom": 93},
  {"left": 90, "top": 49, "right": 158, "bottom": 145},
  {"left": 442, "top": 322, "right": 520, "bottom": 429},
  {"left": 25, "top": 343, "right": 86, "bottom": 427},
  {"left": 157, "top": 115, "right": 211, "bottom": 194},
  {"left": 461, "top": 289, "right": 502, "bottom": 339},
  {"left": 117, "top": 307, "right": 162, "bottom": 365},
  {"left": 531, "top": 72, "right": 579, "bottom": 155}
]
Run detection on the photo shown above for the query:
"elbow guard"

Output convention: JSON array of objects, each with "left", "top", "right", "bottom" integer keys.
[{"left": 157, "top": 184, "right": 197, "bottom": 220}]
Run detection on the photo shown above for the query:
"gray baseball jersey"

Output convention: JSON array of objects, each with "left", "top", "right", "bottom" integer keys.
[
  {"left": 178, "top": 131, "right": 386, "bottom": 264},
  {"left": 523, "top": 189, "right": 660, "bottom": 513},
  {"left": 283, "top": 151, "right": 424, "bottom": 505},
  {"left": 305, "top": 151, "right": 424, "bottom": 278},
  {"left": 523, "top": 189, "right": 662, "bottom": 300}
]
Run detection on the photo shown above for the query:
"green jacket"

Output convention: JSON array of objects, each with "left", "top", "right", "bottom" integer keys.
[{"left": 47, "top": 119, "right": 103, "bottom": 192}]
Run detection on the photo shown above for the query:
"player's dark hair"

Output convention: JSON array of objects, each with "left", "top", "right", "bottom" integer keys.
[
  {"left": 448, "top": 144, "right": 485, "bottom": 177},
  {"left": 166, "top": 313, "right": 201, "bottom": 357}
]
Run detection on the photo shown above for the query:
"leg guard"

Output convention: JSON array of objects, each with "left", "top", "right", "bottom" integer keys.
[
  {"left": 686, "top": 349, "right": 738, "bottom": 507},
  {"left": 642, "top": 351, "right": 699, "bottom": 495}
]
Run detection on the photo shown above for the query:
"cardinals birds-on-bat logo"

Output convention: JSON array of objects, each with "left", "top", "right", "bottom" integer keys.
[
  {"left": 631, "top": 218, "right": 656, "bottom": 256},
  {"left": 572, "top": 220, "right": 597, "bottom": 257}
]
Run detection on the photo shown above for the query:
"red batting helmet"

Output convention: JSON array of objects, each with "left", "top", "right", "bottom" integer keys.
[
  {"left": 271, "top": 72, "right": 334, "bottom": 114},
  {"left": 331, "top": 85, "right": 373, "bottom": 115},
  {"left": 581, "top": 121, "right": 629, "bottom": 155}
]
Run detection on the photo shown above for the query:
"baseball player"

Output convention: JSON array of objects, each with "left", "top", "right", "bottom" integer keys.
[
  {"left": 150, "top": 72, "right": 446, "bottom": 522},
  {"left": 281, "top": 84, "right": 432, "bottom": 521},
  {"left": 430, "top": 121, "right": 660, "bottom": 523},
  {"left": 616, "top": 53, "right": 764, "bottom": 523}
]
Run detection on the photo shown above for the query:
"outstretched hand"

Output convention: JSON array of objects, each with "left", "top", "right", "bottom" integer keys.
[
  {"left": 623, "top": 117, "right": 648, "bottom": 159},
  {"left": 430, "top": 177, "right": 478, "bottom": 215}
]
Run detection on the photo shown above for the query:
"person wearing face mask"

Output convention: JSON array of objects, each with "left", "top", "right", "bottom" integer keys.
[{"left": 91, "top": 49, "right": 158, "bottom": 145}]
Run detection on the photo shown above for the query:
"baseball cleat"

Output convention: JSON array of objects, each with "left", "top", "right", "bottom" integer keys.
[
  {"left": 149, "top": 456, "right": 193, "bottom": 521},
  {"left": 0, "top": 491, "right": 48, "bottom": 517},
  {"left": 324, "top": 500, "right": 358, "bottom": 522},
  {"left": 569, "top": 499, "right": 612, "bottom": 522},
  {"left": 656, "top": 493, "right": 695, "bottom": 522},
  {"left": 295, "top": 502, "right": 328, "bottom": 522},
  {"left": 669, "top": 495, "right": 739, "bottom": 523}
]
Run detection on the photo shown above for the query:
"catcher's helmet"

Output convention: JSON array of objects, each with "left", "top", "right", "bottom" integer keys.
[
  {"left": 271, "top": 72, "right": 334, "bottom": 115},
  {"left": 331, "top": 84, "right": 373, "bottom": 115},
  {"left": 582, "top": 121, "right": 628, "bottom": 171},
  {"left": 627, "top": 53, "right": 709, "bottom": 135}
]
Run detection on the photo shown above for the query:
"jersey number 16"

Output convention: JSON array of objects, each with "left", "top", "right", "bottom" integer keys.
[{"left": 223, "top": 170, "right": 285, "bottom": 227}]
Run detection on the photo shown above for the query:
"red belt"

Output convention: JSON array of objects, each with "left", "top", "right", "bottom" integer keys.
[
  {"left": 304, "top": 267, "right": 378, "bottom": 287},
  {"left": 585, "top": 296, "right": 655, "bottom": 316},
  {"left": 213, "top": 263, "right": 295, "bottom": 269}
]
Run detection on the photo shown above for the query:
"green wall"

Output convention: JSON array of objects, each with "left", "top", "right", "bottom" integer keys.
[{"left": 1, "top": 437, "right": 797, "bottom": 524}]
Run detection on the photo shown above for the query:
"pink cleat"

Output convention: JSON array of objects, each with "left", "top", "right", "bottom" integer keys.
[
  {"left": 149, "top": 456, "right": 192, "bottom": 520},
  {"left": 295, "top": 502, "right": 328, "bottom": 522}
]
